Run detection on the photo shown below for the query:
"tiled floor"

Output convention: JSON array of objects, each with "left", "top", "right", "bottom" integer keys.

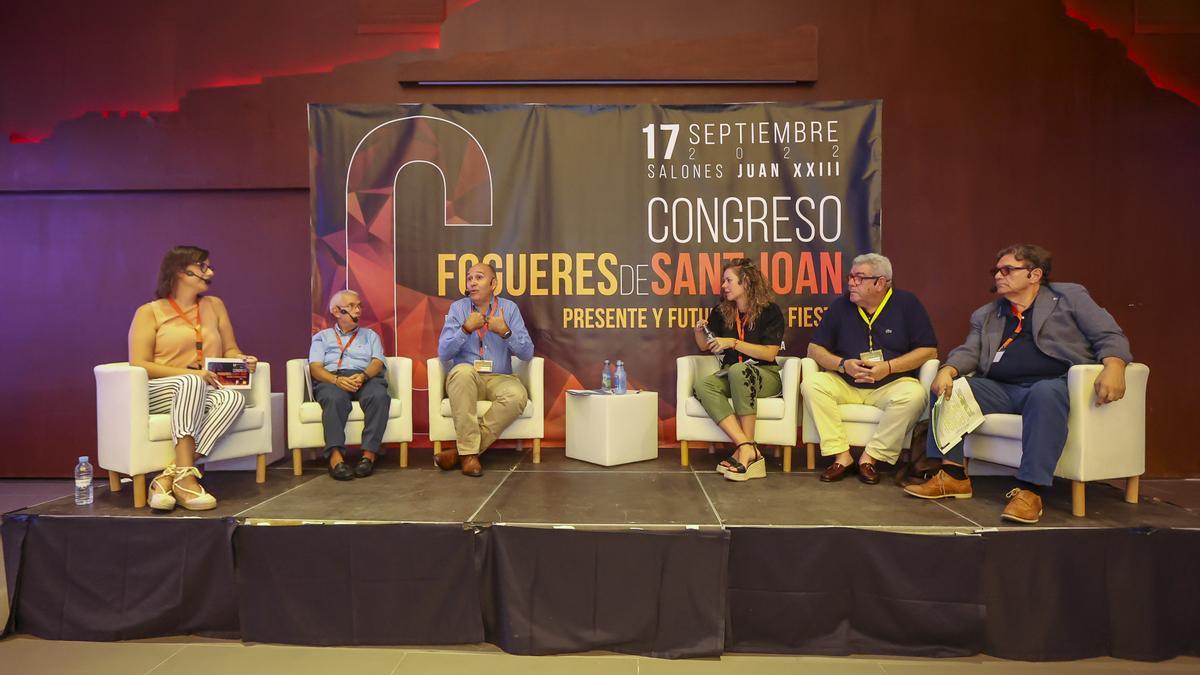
[
  {"left": 1, "top": 635, "right": 1198, "bottom": 674},
  {"left": 3, "top": 459, "right": 1200, "bottom": 673}
]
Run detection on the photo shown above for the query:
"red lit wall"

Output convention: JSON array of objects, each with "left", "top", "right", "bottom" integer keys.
[{"left": 1, "top": 0, "right": 1197, "bottom": 477}]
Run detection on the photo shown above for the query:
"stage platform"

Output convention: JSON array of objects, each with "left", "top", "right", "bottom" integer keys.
[{"left": 4, "top": 448, "right": 1199, "bottom": 660}]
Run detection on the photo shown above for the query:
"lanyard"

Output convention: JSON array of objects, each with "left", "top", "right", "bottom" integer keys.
[
  {"left": 734, "top": 311, "right": 748, "bottom": 364},
  {"left": 997, "top": 303, "right": 1026, "bottom": 352},
  {"left": 476, "top": 302, "right": 496, "bottom": 358},
  {"left": 856, "top": 288, "right": 894, "bottom": 351},
  {"left": 167, "top": 297, "right": 203, "bottom": 368},
  {"left": 333, "top": 328, "right": 358, "bottom": 369}
]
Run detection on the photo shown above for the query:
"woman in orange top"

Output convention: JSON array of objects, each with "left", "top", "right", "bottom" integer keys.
[{"left": 128, "top": 245, "right": 258, "bottom": 510}]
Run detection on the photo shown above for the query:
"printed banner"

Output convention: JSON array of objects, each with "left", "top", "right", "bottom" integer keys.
[{"left": 309, "top": 102, "right": 881, "bottom": 443}]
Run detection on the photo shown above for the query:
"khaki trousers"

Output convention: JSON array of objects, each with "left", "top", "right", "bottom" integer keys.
[
  {"left": 446, "top": 363, "right": 529, "bottom": 455},
  {"left": 801, "top": 372, "right": 926, "bottom": 463}
]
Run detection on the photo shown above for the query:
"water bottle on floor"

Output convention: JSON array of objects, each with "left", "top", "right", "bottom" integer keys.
[
  {"left": 614, "top": 360, "right": 628, "bottom": 395},
  {"left": 74, "top": 456, "right": 93, "bottom": 506},
  {"left": 601, "top": 359, "right": 612, "bottom": 391}
]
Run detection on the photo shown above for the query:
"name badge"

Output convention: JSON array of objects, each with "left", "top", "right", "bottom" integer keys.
[
  {"left": 473, "top": 359, "right": 493, "bottom": 373},
  {"left": 992, "top": 350, "right": 1005, "bottom": 363},
  {"left": 860, "top": 349, "right": 884, "bottom": 363}
]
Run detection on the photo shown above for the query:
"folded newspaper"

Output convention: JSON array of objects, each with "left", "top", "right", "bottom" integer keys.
[{"left": 931, "top": 377, "right": 985, "bottom": 454}]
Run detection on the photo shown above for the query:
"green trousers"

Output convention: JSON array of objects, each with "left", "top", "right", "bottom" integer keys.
[{"left": 693, "top": 362, "right": 782, "bottom": 422}]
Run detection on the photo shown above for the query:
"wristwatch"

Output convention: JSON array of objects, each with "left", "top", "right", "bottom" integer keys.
[
  {"left": 501, "top": 330, "right": 513, "bottom": 339},
  {"left": 837, "top": 358, "right": 847, "bottom": 374}
]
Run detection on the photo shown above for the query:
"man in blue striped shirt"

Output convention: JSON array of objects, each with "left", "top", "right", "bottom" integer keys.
[{"left": 436, "top": 263, "right": 535, "bottom": 476}]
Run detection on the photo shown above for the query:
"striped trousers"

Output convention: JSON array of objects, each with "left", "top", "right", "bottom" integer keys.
[{"left": 147, "top": 374, "right": 246, "bottom": 456}]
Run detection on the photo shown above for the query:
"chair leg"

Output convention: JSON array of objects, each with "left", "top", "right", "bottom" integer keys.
[
  {"left": 783, "top": 446, "right": 793, "bottom": 473},
  {"left": 133, "top": 474, "right": 147, "bottom": 508},
  {"left": 292, "top": 448, "right": 303, "bottom": 476},
  {"left": 400, "top": 442, "right": 409, "bottom": 468},
  {"left": 255, "top": 454, "right": 266, "bottom": 484},
  {"left": 773, "top": 446, "right": 781, "bottom": 459},
  {"left": 1125, "top": 475, "right": 1140, "bottom": 504},
  {"left": 806, "top": 443, "right": 816, "bottom": 471},
  {"left": 533, "top": 438, "right": 541, "bottom": 464},
  {"left": 680, "top": 440, "right": 690, "bottom": 467},
  {"left": 108, "top": 471, "right": 122, "bottom": 492},
  {"left": 1071, "top": 480, "right": 1086, "bottom": 517},
  {"left": 434, "top": 441, "right": 442, "bottom": 462}
]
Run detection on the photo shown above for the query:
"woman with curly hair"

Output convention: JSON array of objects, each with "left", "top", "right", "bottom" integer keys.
[{"left": 691, "top": 258, "right": 786, "bottom": 481}]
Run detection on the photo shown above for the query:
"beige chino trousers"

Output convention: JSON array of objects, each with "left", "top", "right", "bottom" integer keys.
[
  {"left": 446, "top": 363, "right": 529, "bottom": 455},
  {"left": 801, "top": 372, "right": 926, "bottom": 463}
]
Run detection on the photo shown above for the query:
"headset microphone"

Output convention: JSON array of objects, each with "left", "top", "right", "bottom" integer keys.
[
  {"left": 989, "top": 285, "right": 998, "bottom": 293},
  {"left": 186, "top": 271, "right": 211, "bottom": 283},
  {"left": 339, "top": 308, "right": 359, "bottom": 323}
]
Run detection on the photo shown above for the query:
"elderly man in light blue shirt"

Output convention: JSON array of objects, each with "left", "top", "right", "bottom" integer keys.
[
  {"left": 436, "top": 262, "right": 534, "bottom": 477},
  {"left": 309, "top": 289, "right": 389, "bottom": 481}
]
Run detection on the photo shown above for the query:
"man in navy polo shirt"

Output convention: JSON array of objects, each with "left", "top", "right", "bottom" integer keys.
[{"left": 803, "top": 253, "right": 939, "bottom": 484}]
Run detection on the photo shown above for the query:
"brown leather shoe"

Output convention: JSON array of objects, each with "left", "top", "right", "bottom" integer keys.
[
  {"left": 858, "top": 462, "right": 880, "bottom": 485},
  {"left": 435, "top": 448, "right": 459, "bottom": 471},
  {"left": 819, "top": 461, "right": 857, "bottom": 482},
  {"left": 1001, "top": 488, "right": 1043, "bottom": 524},
  {"left": 461, "top": 454, "right": 483, "bottom": 477},
  {"left": 903, "top": 470, "right": 973, "bottom": 499}
]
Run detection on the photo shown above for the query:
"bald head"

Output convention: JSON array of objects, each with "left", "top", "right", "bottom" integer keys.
[{"left": 465, "top": 262, "right": 498, "bottom": 304}]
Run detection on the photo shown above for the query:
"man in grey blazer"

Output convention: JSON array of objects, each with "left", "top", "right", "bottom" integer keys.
[{"left": 905, "top": 244, "right": 1132, "bottom": 523}]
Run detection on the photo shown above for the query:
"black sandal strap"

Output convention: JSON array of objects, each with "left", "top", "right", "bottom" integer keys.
[{"left": 728, "top": 441, "right": 761, "bottom": 472}]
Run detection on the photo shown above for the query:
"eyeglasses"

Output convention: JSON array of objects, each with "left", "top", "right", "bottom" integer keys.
[
  {"left": 990, "top": 265, "right": 1033, "bottom": 277},
  {"left": 191, "top": 262, "right": 214, "bottom": 273},
  {"left": 338, "top": 303, "right": 363, "bottom": 312},
  {"left": 847, "top": 274, "right": 884, "bottom": 285}
]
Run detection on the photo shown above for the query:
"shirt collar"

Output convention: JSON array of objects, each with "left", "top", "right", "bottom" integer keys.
[{"left": 334, "top": 324, "right": 358, "bottom": 338}]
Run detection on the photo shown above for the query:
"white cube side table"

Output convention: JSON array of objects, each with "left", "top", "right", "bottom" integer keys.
[{"left": 565, "top": 391, "right": 659, "bottom": 466}]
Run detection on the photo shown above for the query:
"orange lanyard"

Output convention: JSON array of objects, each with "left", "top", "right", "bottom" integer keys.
[
  {"left": 167, "top": 297, "right": 204, "bottom": 368},
  {"left": 734, "top": 312, "right": 748, "bottom": 364},
  {"left": 476, "top": 302, "right": 496, "bottom": 358},
  {"left": 333, "top": 328, "right": 358, "bottom": 369},
  {"left": 997, "top": 303, "right": 1025, "bottom": 352}
]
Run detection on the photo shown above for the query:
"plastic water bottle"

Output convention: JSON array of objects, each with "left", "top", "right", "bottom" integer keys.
[
  {"left": 614, "top": 360, "right": 628, "bottom": 395},
  {"left": 74, "top": 456, "right": 94, "bottom": 506}
]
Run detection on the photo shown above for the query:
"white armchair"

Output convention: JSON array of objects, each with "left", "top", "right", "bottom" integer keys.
[
  {"left": 964, "top": 363, "right": 1149, "bottom": 517},
  {"left": 95, "top": 362, "right": 273, "bottom": 508},
  {"left": 676, "top": 356, "right": 801, "bottom": 470},
  {"left": 286, "top": 357, "right": 413, "bottom": 473},
  {"left": 801, "top": 358, "right": 940, "bottom": 470},
  {"left": 427, "top": 357, "right": 545, "bottom": 462}
]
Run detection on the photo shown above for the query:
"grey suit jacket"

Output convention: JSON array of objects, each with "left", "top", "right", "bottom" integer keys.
[{"left": 944, "top": 282, "right": 1132, "bottom": 378}]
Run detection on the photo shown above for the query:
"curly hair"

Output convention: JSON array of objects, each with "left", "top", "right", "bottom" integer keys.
[
  {"left": 718, "top": 258, "right": 774, "bottom": 329},
  {"left": 155, "top": 245, "right": 209, "bottom": 299}
]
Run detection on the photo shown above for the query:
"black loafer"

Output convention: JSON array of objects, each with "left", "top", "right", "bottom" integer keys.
[
  {"left": 354, "top": 456, "right": 375, "bottom": 478},
  {"left": 328, "top": 462, "right": 354, "bottom": 481}
]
